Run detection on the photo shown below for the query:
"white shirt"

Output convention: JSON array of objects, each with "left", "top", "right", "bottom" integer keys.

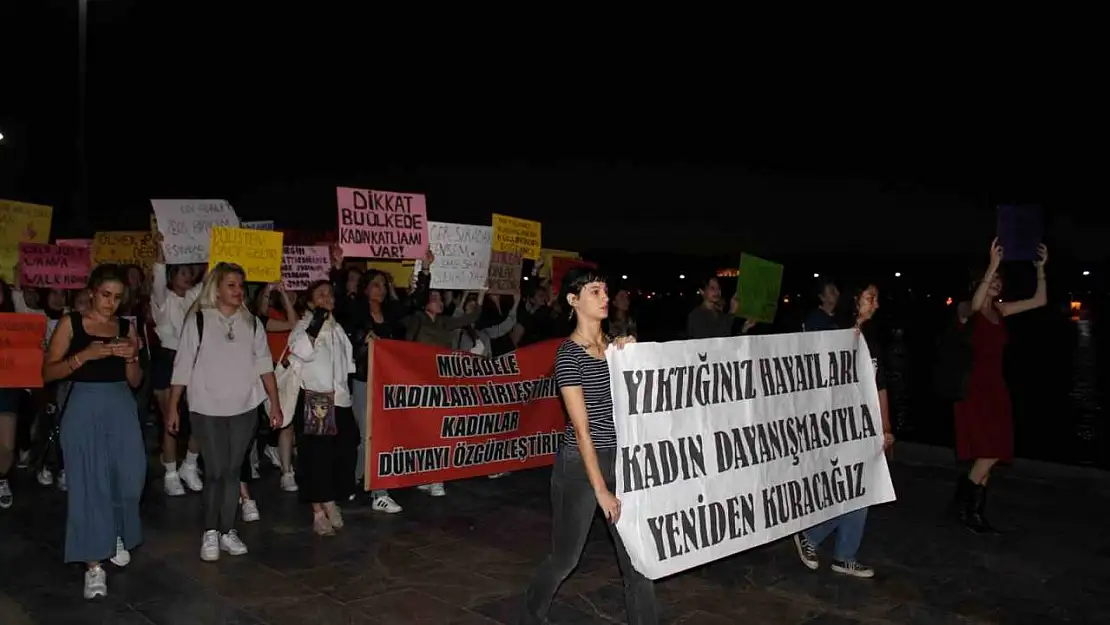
[
  {"left": 288, "top": 315, "right": 355, "bottom": 408},
  {"left": 171, "top": 307, "right": 274, "bottom": 417},
  {"left": 151, "top": 262, "right": 202, "bottom": 351}
]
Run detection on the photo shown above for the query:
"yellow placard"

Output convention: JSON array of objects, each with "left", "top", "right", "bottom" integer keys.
[
  {"left": 0, "top": 200, "right": 53, "bottom": 282},
  {"left": 367, "top": 260, "right": 416, "bottom": 288},
  {"left": 208, "top": 227, "right": 283, "bottom": 283},
  {"left": 492, "top": 213, "right": 541, "bottom": 260},
  {"left": 539, "top": 248, "right": 579, "bottom": 278},
  {"left": 92, "top": 231, "right": 159, "bottom": 271}
]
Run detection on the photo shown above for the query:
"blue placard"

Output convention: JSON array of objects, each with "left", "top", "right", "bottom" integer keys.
[{"left": 996, "top": 205, "right": 1042, "bottom": 261}]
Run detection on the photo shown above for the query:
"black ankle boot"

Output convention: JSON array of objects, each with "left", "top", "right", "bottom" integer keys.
[
  {"left": 975, "top": 483, "right": 1001, "bottom": 534},
  {"left": 963, "top": 481, "right": 998, "bottom": 535}
]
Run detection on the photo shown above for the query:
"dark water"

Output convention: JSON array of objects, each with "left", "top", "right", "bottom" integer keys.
[{"left": 631, "top": 294, "right": 1108, "bottom": 470}]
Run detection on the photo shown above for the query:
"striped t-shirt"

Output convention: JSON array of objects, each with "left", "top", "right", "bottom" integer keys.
[{"left": 554, "top": 339, "right": 617, "bottom": 450}]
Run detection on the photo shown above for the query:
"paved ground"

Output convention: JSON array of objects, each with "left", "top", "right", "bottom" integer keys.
[{"left": 1, "top": 447, "right": 1107, "bottom": 624}]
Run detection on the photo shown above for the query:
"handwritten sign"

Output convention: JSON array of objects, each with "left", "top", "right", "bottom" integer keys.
[
  {"left": 0, "top": 313, "right": 47, "bottom": 388},
  {"left": 150, "top": 199, "right": 239, "bottom": 264},
  {"left": 492, "top": 214, "right": 541, "bottom": 260},
  {"left": 368, "top": 260, "right": 417, "bottom": 289},
  {"left": 337, "top": 187, "right": 428, "bottom": 260},
  {"left": 57, "top": 239, "right": 93, "bottom": 249},
  {"left": 281, "top": 245, "right": 331, "bottom": 291},
  {"left": 737, "top": 253, "right": 784, "bottom": 323},
  {"left": 92, "top": 231, "right": 158, "bottom": 271},
  {"left": 208, "top": 227, "right": 283, "bottom": 283},
  {"left": 0, "top": 199, "right": 53, "bottom": 282},
  {"left": 19, "top": 243, "right": 90, "bottom": 290},
  {"left": 487, "top": 251, "right": 523, "bottom": 295},
  {"left": 243, "top": 220, "right": 275, "bottom": 230},
  {"left": 426, "top": 222, "right": 492, "bottom": 290}
]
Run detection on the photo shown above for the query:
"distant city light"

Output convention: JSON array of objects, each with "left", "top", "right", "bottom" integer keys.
[
  {"left": 783, "top": 296, "right": 790, "bottom": 303},
  {"left": 894, "top": 272, "right": 902, "bottom": 278},
  {"left": 1083, "top": 270, "right": 1091, "bottom": 276},
  {"left": 813, "top": 273, "right": 819, "bottom": 278},
  {"left": 621, "top": 274, "right": 628, "bottom": 280},
  {"left": 522, "top": 276, "right": 529, "bottom": 281},
  {"left": 0, "top": 130, "right": 5, "bottom": 142},
  {"left": 679, "top": 274, "right": 686, "bottom": 280}
]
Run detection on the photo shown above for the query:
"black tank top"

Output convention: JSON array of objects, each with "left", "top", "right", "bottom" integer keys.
[{"left": 65, "top": 312, "right": 129, "bottom": 383}]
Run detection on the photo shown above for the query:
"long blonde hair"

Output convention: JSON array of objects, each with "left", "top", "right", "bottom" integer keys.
[{"left": 186, "top": 262, "right": 251, "bottom": 318}]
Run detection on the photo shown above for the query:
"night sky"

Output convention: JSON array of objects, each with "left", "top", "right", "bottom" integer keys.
[{"left": 4, "top": 4, "right": 1107, "bottom": 266}]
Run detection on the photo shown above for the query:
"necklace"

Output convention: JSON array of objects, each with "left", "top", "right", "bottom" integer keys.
[{"left": 571, "top": 330, "right": 607, "bottom": 358}]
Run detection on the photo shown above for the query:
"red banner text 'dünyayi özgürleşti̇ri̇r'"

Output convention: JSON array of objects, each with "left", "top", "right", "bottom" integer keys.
[{"left": 367, "top": 339, "right": 566, "bottom": 489}]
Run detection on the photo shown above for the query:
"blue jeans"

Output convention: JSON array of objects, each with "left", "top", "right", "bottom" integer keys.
[{"left": 803, "top": 507, "right": 868, "bottom": 561}]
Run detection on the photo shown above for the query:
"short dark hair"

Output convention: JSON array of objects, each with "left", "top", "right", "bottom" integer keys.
[{"left": 561, "top": 266, "right": 606, "bottom": 302}]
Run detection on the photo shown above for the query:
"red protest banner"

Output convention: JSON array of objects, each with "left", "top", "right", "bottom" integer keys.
[
  {"left": 368, "top": 338, "right": 565, "bottom": 489},
  {"left": 0, "top": 313, "right": 47, "bottom": 388}
]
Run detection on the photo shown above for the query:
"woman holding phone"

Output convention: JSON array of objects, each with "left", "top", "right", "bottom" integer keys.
[
  {"left": 520, "top": 267, "right": 657, "bottom": 625},
  {"left": 42, "top": 265, "right": 146, "bottom": 600}
]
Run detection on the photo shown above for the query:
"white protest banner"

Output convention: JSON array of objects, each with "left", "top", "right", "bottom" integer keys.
[
  {"left": 150, "top": 199, "right": 239, "bottom": 264},
  {"left": 281, "top": 245, "right": 331, "bottom": 291},
  {"left": 426, "top": 221, "right": 492, "bottom": 290},
  {"left": 607, "top": 329, "right": 895, "bottom": 579}
]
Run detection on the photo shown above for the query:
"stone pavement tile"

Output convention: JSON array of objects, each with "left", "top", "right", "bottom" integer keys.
[
  {"left": 471, "top": 594, "right": 598, "bottom": 625},
  {"left": 666, "top": 611, "right": 736, "bottom": 625},
  {"left": 389, "top": 566, "right": 517, "bottom": 609},
  {"left": 285, "top": 553, "right": 438, "bottom": 604},
  {"left": 882, "top": 603, "right": 979, "bottom": 625},
  {"left": 347, "top": 588, "right": 474, "bottom": 623},
  {"left": 707, "top": 589, "right": 824, "bottom": 624},
  {"left": 155, "top": 554, "right": 317, "bottom": 610},
  {"left": 246, "top": 594, "right": 379, "bottom": 625},
  {"left": 797, "top": 614, "right": 868, "bottom": 625},
  {"left": 133, "top": 590, "right": 266, "bottom": 625}
]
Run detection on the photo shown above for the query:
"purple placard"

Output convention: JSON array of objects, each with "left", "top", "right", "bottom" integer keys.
[{"left": 996, "top": 205, "right": 1042, "bottom": 261}]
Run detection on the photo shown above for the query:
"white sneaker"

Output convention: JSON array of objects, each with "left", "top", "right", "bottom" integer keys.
[
  {"left": 220, "top": 530, "right": 248, "bottom": 556},
  {"left": 83, "top": 565, "right": 107, "bottom": 599},
  {"left": 37, "top": 468, "right": 54, "bottom": 486},
  {"left": 57, "top": 470, "right": 67, "bottom": 492},
  {"left": 179, "top": 462, "right": 203, "bottom": 492},
  {"left": 371, "top": 494, "right": 403, "bottom": 514},
  {"left": 263, "top": 445, "right": 282, "bottom": 469},
  {"left": 280, "top": 471, "right": 299, "bottom": 492},
  {"left": 109, "top": 536, "right": 131, "bottom": 567},
  {"left": 241, "top": 498, "right": 260, "bottom": 523},
  {"left": 428, "top": 482, "right": 446, "bottom": 497},
  {"left": 0, "top": 479, "right": 13, "bottom": 509},
  {"left": 163, "top": 472, "right": 186, "bottom": 497},
  {"left": 200, "top": 530, "right": 220, "bottom": 562}
]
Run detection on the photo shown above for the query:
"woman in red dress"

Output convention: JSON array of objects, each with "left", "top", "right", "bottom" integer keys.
[{"left": 955, "top": 238, "right": 1047, "bottom": 533}]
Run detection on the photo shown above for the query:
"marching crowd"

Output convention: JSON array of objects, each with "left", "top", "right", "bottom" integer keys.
[{"left": 0, "top": 237, "right": 1047, "bottom": 625}]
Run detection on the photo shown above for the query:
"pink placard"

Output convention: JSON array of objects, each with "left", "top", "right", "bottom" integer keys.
[
  {"left": 19, "top": 243, "right": 91, "bottom": 290},
  {"left": 337, "top": 187, "right": 428, "bottom": 260},
  {"left": 56, "top": 238, "right": 94, "bottom": 249}
]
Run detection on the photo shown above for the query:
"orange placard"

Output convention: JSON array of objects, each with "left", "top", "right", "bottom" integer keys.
[
  {"left": 0, "top": 313, "right": 47, "bottom": 388},
  {"left": 368, "top": 338, "right": 565, "bottom": 489}
]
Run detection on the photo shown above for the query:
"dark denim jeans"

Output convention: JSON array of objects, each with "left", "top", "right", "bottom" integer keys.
[{"left": 520, "top": 446, "right": 658, "bottom": 625}]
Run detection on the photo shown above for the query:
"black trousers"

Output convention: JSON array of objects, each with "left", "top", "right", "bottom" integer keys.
[
  {"left": 293, "top": 390, "right": 358, "bottom": 504},
  {"left": 192, "top": 410, "right": 256, "bottom": 533},
  {"left": 521, "top": 446, "right": 658, "bottom": 625}
]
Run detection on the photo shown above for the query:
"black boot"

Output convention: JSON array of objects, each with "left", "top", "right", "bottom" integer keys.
[
  {"left": 948, "top": 476, "right": 970, "bottom": 520},
  {"left": 975, "top": 483, "right": 1001, "bottom": 534},
  {"left": 963, "top": 481, "right": 998, "bottom": 535}
]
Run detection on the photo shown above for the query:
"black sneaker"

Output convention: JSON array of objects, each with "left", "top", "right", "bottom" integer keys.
[
  {"left": 793, "top": 533, "right": 819, "bottom": 570},
  {"left": 831, "top": 559, "right": 875, "bottom": 579}
]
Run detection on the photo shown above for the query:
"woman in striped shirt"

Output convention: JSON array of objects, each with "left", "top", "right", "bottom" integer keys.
[{"left": 520, "top": 267, "right": 657, "bottom": 625}]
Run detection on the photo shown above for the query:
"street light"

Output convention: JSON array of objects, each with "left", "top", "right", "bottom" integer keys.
[
  {"left": 621, "top": 274, "right": 628, "bottom": 280},
  {"left": 679, "top": 274, "right": 686, "bottom": 280},
  {"left": 813, "top": 272, "right": 819, "bottom": 278},
  {"left": 1083, "top": 271, "right": 1091, "bottom": 276},
  {"left": 894, "top": 272, "right": 902, "bottom": 278},
  {"left": 0, "top": 130, "right": 5, "bottom": 142}
]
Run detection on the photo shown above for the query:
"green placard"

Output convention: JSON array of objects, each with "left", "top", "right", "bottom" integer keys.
[{"left": 737, "top": 253, "right": 784, "bottom": 323}]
